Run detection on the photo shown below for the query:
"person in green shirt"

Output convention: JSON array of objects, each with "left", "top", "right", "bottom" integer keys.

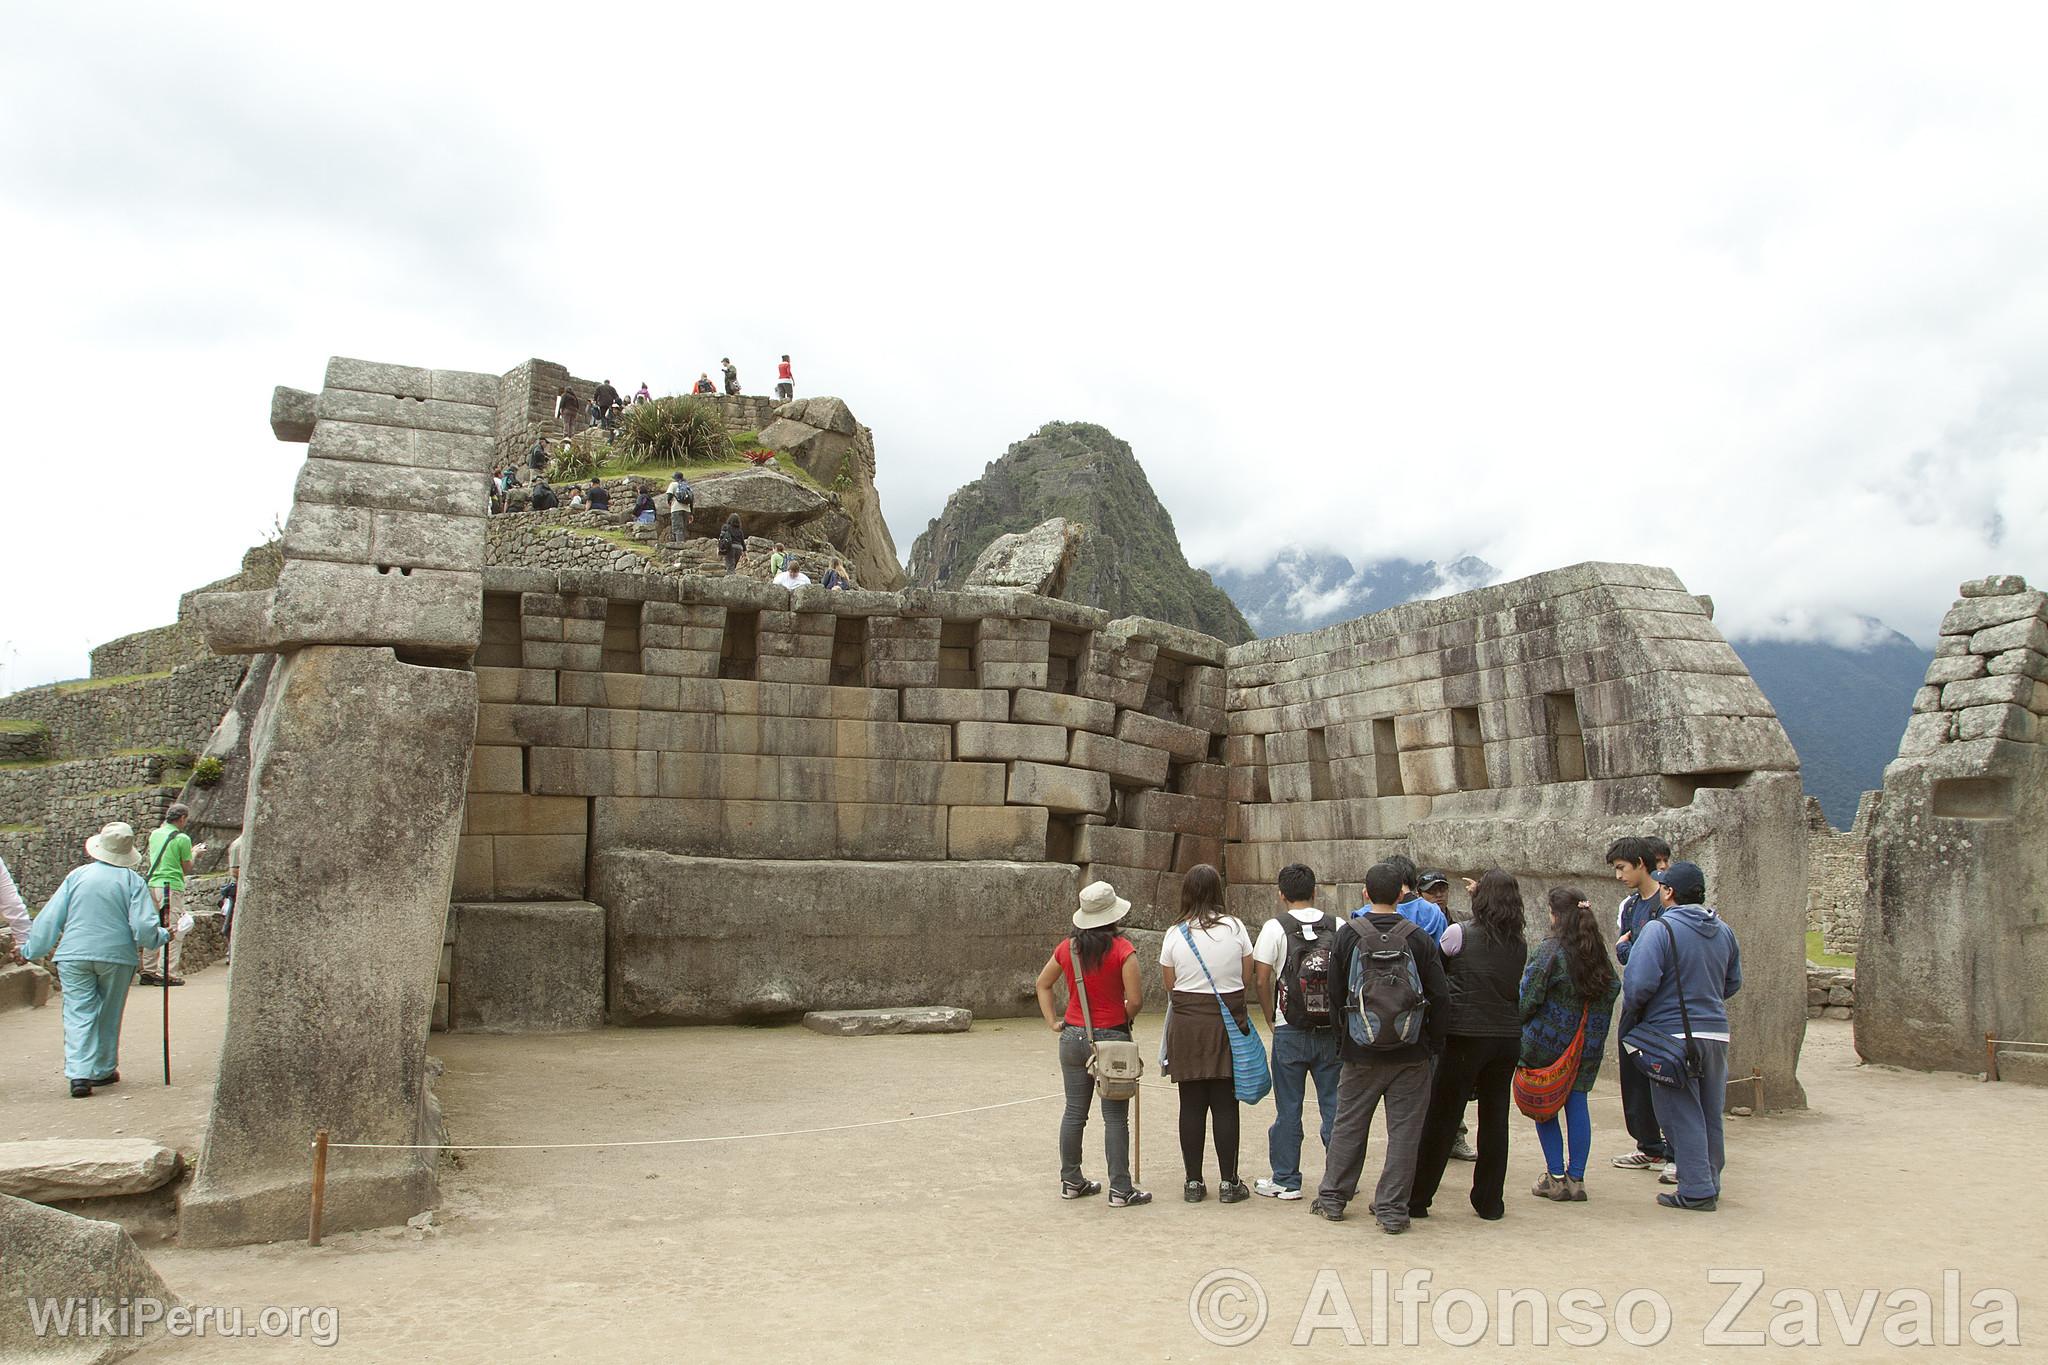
[{"left": 141, "top": 803, "right": 203, "bottom": 987}]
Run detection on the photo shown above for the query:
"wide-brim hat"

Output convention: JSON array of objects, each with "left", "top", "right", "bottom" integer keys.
[
  {"left": 1073, "top": 879, "right": 1132, "bottom": 929},
  {"left": 85, "top": 821, "right": 142, "bottom": 869}
]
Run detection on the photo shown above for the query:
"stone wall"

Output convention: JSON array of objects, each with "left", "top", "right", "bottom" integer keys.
[
  {"left": 493, "top": 359, "right": 780, "bottom": 464},
  {"left": 0, "top": 752, "right": 189, "bottom": 903},
  {"left": 1808, "top": 965, "right": 1855, "bottom": 1020},
  {"left": 0, "top": 658, "right": 246, "bottom": 762},
  {"left": 1223, "top": 562, "right": 1811, "bottom": 1110},
  {"left": 1803, "top": 793, "right": 1872, "bottom": 958},
  {"left": 88, "top": 620, "right": 209, "bottom": 681},
  {"left": 1858, "top": 575, "right": 2048, "bottom": 1082}
]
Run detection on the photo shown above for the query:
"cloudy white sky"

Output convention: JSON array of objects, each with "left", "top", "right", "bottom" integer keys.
[{"left": 3, "top": 2, "right": 2044, "bottom": 690}]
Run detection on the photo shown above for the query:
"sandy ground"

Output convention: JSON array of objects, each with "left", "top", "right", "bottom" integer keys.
[{"left": 4, "top": 970, "right": 2042, "bottom": 1361}]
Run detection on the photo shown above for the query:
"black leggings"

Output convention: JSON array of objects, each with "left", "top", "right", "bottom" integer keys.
[{"left": 1178, "top": 1078, "right": 1241, "bottom": 1183}]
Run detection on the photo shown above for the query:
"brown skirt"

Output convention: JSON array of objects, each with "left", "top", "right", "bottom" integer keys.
[{"left": 1165, "top": 988, "right": 1249, "bottom": 1083}]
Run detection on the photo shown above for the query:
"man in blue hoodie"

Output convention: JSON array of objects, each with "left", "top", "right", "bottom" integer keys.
[{"left": 1617, "top": 860, "right": 1741, "bottom": 1211}]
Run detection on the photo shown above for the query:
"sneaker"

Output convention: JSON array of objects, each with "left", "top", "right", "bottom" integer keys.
[
  {"left": 1378, "top": 1218, "right": 1410, "bottom": 1235},
  {"left": 1612, "top": 1151, "right": 1663, "bottom": 1170},
  {"left": 1060, "top": 1178, "right": 1101, "bottom": 1200},
  {"left": 1564, "top": 1176, "right": 1587, "bottom": 1202},
  {"left": 1450, "top": 1136, "right": 1478, "bottom": 1162},
  {"left": 1657, "top": 1191, "right": 1717, "bottom": 1212},
  {"left": 1217, "top": 1180, "right": 1251, "bottom": 1204},
  {"left": 1310, "top": 1199, "right": 1345, "bottom": 1222},
  {"left": 1183, "top": 1179, "right": 1207, "bottom": 1203},
  {"left": 69, "top": 1079, "right": 93, "bottom": 1098},
  {"left": 1659, "top": 1164, "right": 1679, "bottom": 1186},
  {"left": 1107, "top": 1187, "right": 1151, "bottom": 1208},
  {"left": 162, "top": 976, "right": 185, "bottom": 987},
  {"left": 1531, "top": 1173, "right": 1571, "bottom": 1201},
  {"left": 1253, "top": 1178, "right": 1302, "bottom": 1201}
]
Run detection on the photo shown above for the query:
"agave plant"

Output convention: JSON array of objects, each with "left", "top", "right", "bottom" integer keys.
[{"left": 616, "top": 397, "right": 736, "bottom": 466}]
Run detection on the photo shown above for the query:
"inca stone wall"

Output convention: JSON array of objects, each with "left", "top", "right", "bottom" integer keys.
[
  {"left": 0, "top": 657, "right": 245, "bottom": 762},
  {"left": 1224, "top": 563, "right": 1810, "bottom": 1110},
  {"left": 1858, "top": 575, "right": 2048, "bottom": 1085},
  {"left": 1803, "top": 793, "right": 1872, "bottom": 958}
]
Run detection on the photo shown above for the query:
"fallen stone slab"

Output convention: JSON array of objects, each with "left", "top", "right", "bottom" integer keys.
[
  {"left": 0, "top": 1140, "right": 183, "bottom": 1203},
  {"left": 0, "top": 1192, "right": 181, "bottom": 1361},
  {"left": 0, "top": 961, "right": 55, "bottom": 1014},
  {"left": 802, "top": 1007, "right": 973, "bottom": 1036}
]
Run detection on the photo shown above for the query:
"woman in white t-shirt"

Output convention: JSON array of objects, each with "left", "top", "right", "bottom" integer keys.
[{"left": 1159, "top": 863, "right": 1255, "bottom": 1205}]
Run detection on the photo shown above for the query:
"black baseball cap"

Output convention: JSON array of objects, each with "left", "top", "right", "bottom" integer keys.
[
  {"left": 1653, "top": 861, "right": 1706, "bottom": 904},
  {"left": 1416, "top": 870, "right": 1449, "bottom": 892}
]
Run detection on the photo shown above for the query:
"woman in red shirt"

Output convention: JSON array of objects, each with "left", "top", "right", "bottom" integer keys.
[{"left": 1034, "top": 880, "right": 1150, "bottom": 1207}]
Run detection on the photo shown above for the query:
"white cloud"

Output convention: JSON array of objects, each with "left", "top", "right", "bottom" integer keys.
[{"left": 4, "top": 1, "right": 2046, "bottom": 687}]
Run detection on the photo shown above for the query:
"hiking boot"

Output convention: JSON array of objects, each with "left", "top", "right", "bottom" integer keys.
[
  {"left": 1450, "top": 1135, "right": 1478, "bottom": 1162},
  {"left": 1378, "top": 1218, "right": 1410, "bottom": 1235},
  {"left": 1659, "top": 1164, "right": 1679, "bottom": 1185},
  {"left": 1183, "top": 1179, "right": 1207, "bottom": 1203},
  {"left": 1217, "top": 1180, "right": 1251, "bottom": 1204},
  {"left": 1060, "top": 1178, "right": 1102, "bottom": 1200},
  {"left": 1107, "top": 1187, "right": 1151, "bottom": 1208},
  {"left": 69, "top": 1079, "right": 93, "bottom": 1098},
  {"left": 1253, "top": 1178, "right": 1301, "bottom": 1201},
  {"left": 1657, "top": 1191, "right": 1717, "bottom": 1212},
  {"left": 89, "top": 1071, "right": 119, "bottom": 1086},
  {"left": 1531, "top": 1173, "right": 1571, "bottom": 1201},
  {"left": 1612, "top": 1151, "right": 1663, "bottom": 1170},
  {"left": 1563, "top": 1176, "right": 1587, "bottom": 1202},
  {"left": 1310, "top": 1198, "right": 1345, "bottom": 1222}
]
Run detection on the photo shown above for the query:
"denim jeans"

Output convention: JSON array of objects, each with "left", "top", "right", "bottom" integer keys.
[
  {"left": 1059, "top": 1025, "right": 1134, "bottom": 1195},
  {"left": 1267, "top": 1024, "right": 1341, "bottom": 1191},
  {"left": 1535, "top": 1089, "right": 1592, "bottom": 1179}
]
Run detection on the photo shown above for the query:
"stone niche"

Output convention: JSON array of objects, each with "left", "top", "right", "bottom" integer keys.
[{"left": 1857, "top": 576, "right": 2048, "bottom": 1084}]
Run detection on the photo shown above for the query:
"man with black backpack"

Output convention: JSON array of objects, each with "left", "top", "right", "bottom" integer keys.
[
  {"left": 1312, "top": 860, "right": 1449, "bottom": 1234},
  {"left": 1251, "top": 863, "right": 1341, "bottom": 1201}
]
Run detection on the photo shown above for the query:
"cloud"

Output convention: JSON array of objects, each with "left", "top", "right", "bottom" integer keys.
[{"left": 3, "top": 2, "right": 2045, "bottom": 687}]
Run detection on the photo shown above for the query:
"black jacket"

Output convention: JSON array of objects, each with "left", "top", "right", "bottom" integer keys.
[
  {"left": 1330, "top": 912, "right": 1449, "bottom": 1065},
  {"left": 1443, "top": 925, "right": 1527, "bottom": 1038}
]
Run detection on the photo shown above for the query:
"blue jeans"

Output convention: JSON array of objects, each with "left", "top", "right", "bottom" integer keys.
[
  {"left": 1059, "top": 1026, "right": 1134, "bottom": 1196},
  {"left": 1649, "top": 1038, "right": 1729, "bottom": 1200},
  {"left": 1267, "top": 1025, "right": 1341, "bottom": 1192},
  {"left": 58, "top": 960, "right": 133, "bottom": 1081},
  {"left": 1534, "top": 1089, "right": 1591, "bottom": 1179}
]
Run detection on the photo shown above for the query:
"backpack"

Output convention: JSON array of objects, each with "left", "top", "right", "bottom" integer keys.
[
  {"left": 1277, "top": 914, "right": 1339, "bottom": 1029},
  {"left": 1345, "top": 918, "right": 1427, "bottom": 1049}
]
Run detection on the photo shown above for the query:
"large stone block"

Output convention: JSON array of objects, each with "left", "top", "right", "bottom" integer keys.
[
  {"left": 595, "top": 854, "right": 1076, "bottom": 1022},
  {"left": 1014, "top": 689, "right": 1115, "bottom": 734},
  {"left": 1121, "top": 789, "right": 1228, "bottom": 837},
  {"left": 901, "top": 688, "right": 1010, "bottom": 724},
  {"left": 1072, "top": 824, "right": 1174, "bottom": 870},
  {"left": 955, "top": 721, "right": 1070, "bottom": 764},
  {"left": 802, "top": 1006, "right": 972, "bottom": 1036},
  {"left": 0, "top": 1140, "right": 182, "bottom": 1201},
  {"left": 1067, "top": 731, "right": 1170, "bottom": 788},
  {"left": 197, "top": 560, "right": 483, "bottom": 657},
  {"left": 449, "top": 902, "right": 605, "bottom": 1033},
  {"left": 181, "top": 647, "right": 476, "bottom": 1247},
  {"left": 1006, "top": 761, "right": 1111, "bottom": 814},
  {"left": 948, "top": 805, "right": 1050, "bottom": 860},
  {"left": 2, "top": 1193, "right": 182, "bottom": 1358},
  {"left": 1939, "top": 589, "right": 2046, "bottom": 636},
  {"left": 1115, "top": 709, "right": 1214, "bottom": 762}
]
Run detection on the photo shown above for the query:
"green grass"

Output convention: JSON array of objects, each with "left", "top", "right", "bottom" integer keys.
[
  {"left": 1806, "top": 930, "right": 1854, "bottom": 969},
  {"left": 0, "top": 823, "right": 40, "bottom": 835},
  {"left": 54, "top": 670, "right": 174, "bottom": 694},
  {"left": 0, "top": 747, "right": 189, "bottom": 774},
  {"left": 564, "top": 527, "right": 655, "bottom": 560},
  {"left": 0, "top": 718, "right": 47, "bottom": 734}
]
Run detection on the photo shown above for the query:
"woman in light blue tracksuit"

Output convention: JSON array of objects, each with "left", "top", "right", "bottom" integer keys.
[{"left": 23, "top": 822, "right": 171, "bottom": 1098}]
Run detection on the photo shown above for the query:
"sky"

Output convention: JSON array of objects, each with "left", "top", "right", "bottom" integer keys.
[{"left": 3, "top": 2, "right": 2045, "bottom": 691}]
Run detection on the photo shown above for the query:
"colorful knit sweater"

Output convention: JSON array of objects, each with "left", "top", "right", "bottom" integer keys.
[{"left": 1518, "top": 938, "right": 1621, "bottom": 1092}]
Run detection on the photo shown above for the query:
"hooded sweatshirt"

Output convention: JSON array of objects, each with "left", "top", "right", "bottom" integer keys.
[{"left": 1617, "top": 902, "right": 1742, "bottom": 1048}]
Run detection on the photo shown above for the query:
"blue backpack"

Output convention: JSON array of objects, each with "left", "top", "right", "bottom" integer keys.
[{"left": 1346, "top": 918, "right": 1427, "bottom": 1049}]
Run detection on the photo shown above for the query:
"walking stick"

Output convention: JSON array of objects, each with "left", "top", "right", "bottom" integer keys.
[{"left": 159, "top": 886, "right": 171, "bottom": 1086}]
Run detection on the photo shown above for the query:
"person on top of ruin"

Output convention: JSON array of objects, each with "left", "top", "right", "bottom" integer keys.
[
  {"left": 1616, "top": 861, "right": 1741, "bottom": 1213},
  {"left": 1250, "top": 862, "right": 1341, "bottom": 1202},
  {"left": 1518, "top": 887, "right": 1621, "bottom": 1204},
  {"left": 721, "top": 358, "right": 739, "bottom": 395},
  {"left": 529, "top": 477, "right": 559, "bottom": 512},
  {"left": 664, "top": 472, "right": 694, "bottom": 544},
  {"left": 772, "top": 559, "right": 811, "bottom": 589},
  {"left": 141, "top": 804, "right": 202, "bottom": 987},
  {"left": 635, "top": 382, "right": 651, "bottom": 404},
  {"left": 776, "top": 354, "right": 794, "bottom": 401},
  {"left": 694, "top": 373, "right": 716, "bottom": 395},
  {"left": 1160, "top": 863, "right": 1256, "bottom": 1206},
  {"left": 1606, "top": 836, "right": 1673, "bottom": 1178},
  {"left": 586, "top": 480, "right": 611, "bottom": 512},
  {"left": 593, "top": 379, "right": 621, "bottom": 431},
  {"left": 1, "top": 853, "right": 28, "bottom": 964},
  {"left": 1034, "top": 879, "right": 1150, "bottom": 1208},
  {"left": 821, "top": 559, "right": 850, "bottom": 591},
  {"left": 554, "top": 384, "right": 579, "bottom": 434},
  {"left": 1408, "top": 869, "right": 1527, "bottom": 1222},
  {"left": 718, "top": 515, "right": 746, "bottom": 574},
  {"left": 24, "top": 822, "right": 181, "bottom": 1098}
]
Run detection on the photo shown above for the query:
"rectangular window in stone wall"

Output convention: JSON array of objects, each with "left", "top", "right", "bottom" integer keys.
[
  {"left": 1305, "top": 727, "right": 1338, "bottom": 801},
  {"left": 1545, "top": 691, "right": 1588, "bottom": 782},
  {"left": 1373, "top": 717, "right": 1404, "bottom": 797},
  {"left": 1047, "top": 628, "right": 1088, "bottom": 694},
  {"left": 1451, "top": 707, "right": 1490, "bottom": 791},
  {"left": 477, "top": 593, "right": 521, "bottom": 669},
  {"left": 719, "top": 610, "right": 759, "bottom": 681},
  {"left": 829, "top": 616, "right": 869, "bottom": 689},
  {"left": 602, "top": 601, "right": 642, "bottom": 675},
  {"left": 1930, "top": 776, "right": 2013, "bottom": 820},
  {"left": 1146, "top": 655, "right": 1189, "bottom": 722},
  {"left": 939, "top": 621, "right": 977, "bottom": 690}
]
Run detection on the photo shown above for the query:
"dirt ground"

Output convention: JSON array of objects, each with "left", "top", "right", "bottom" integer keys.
[{"left": 4, "top": 970, "right": 2041, "bottom": 1361}]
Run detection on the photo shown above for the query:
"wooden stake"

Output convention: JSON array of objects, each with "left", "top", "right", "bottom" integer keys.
[
  {"left": 1986, "top": 1033, "right": 2000, "bottom": 1083},
  {"left": 308, "top": 1130, "right": 330, "bottom": 1246}
]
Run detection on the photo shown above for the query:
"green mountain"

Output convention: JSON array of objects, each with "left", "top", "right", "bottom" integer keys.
[{"left": 907, "top": 421, "right": 1252, "bottom": 643}]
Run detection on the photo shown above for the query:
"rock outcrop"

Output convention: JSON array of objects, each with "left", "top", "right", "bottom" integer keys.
[
  {"left": 756, "top": 397, "right": 904, "bottom": 591},
  {"left": 1, "top": 1192, "right": 180, "bottom": 1361},
  {"left": 907, "top": 422, "right": 1251, "bottom": 643},
  {"left": 964, "top": 517, "right": 1081, "bottom": 595}
]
